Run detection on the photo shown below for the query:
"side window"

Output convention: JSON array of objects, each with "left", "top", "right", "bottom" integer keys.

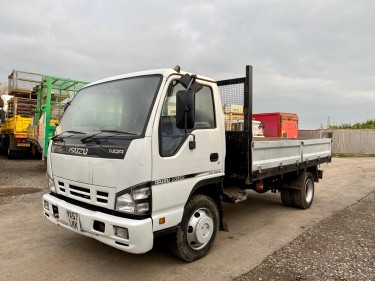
[
  {"left": 195, "top": 86, "right": 215, "bottom": 129},
  {"left": 159, "top": 80, "right": 215, "bottom": 157}
]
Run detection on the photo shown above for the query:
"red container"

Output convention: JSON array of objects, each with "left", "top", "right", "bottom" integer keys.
[{"left": 253, "top": 112, "right": 298, "bottom": 138}]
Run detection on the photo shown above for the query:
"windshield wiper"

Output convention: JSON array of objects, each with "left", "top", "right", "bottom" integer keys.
[
  {"left": 52, "top": 130, "right": 85, "bottom": 141},
  {"left": 100, "top": 129, "right": 138, "bottom": 135},
  {"left": 81, "top": 130, "right": 137, "bottom": 144}
]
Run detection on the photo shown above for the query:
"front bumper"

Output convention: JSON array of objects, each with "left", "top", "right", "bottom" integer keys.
[{"left": 43, "top": 193, "right": 153, "bottom": 254}]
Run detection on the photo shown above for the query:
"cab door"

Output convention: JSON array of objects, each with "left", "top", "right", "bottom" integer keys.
[{"left": 151, "top": 77, "right": 224, "bottom": 231}]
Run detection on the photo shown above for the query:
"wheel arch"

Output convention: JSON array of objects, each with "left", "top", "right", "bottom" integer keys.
[
  {"left": 187, "top": 176, "right": 227, "bottom": 231},
  {"left": 282, "top": 165, "right": 319, "bottom": 190},
  {"left": 306, "top": 166, "right": 319, "bottom": 182}
]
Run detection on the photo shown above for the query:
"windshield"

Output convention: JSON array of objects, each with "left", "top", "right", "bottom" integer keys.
[{"left": 58, "top": 75, "right": 162, "bottom": 136}]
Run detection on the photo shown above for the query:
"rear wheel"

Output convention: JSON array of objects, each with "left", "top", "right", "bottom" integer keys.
[
  {"left": 0, "top": 135, "right": 8, "bottom": 155},
  {"left": 31, "top": 144, "right": 37, "bottom": 156},
  {"left": 292, "top": 172, "right": 315, "bottom": 209},
  {"left": 280, "top": 189, "right": 295, "bottom": 207},
  {"left": 6, "top": 135, "right": 18, "bottom": 159},
  {"left": 171, "top": 194, "right": 219, "bottom": 262},
  {"left": 7, "top": 148, "right": 17, "bottom": 159},
  {"left": 30, "top": 145, "right": 42, "bottom": 159}
]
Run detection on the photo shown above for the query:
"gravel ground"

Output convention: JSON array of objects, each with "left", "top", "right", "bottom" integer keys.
[
  {"left": 1, "top": 155, "right": 374, "bottom": 281},
  {"left": 0, "top": 157, "right": 47, "bottom": 205},
  {"left": 234, "top": 190, "right": 375, "bottom": 281}
]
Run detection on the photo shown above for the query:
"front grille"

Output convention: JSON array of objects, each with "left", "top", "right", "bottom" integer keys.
[
  {"left": 57, "top": 181, "right": 66, "bottom": 193},
  {"left": 70, "top": 185, "right": 91, "bottom": 200},
  {"left": 68, "top": 184, "right": 109, "bottom": 204},
  {"left": 96, "top": 191, "right": 109, "bottom": 203},
  {"left": 55, "top": 177, "right": 113, "bottom": 208}
]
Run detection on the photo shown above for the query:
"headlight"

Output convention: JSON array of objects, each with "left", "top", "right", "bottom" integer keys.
[
  {"left": 133, "top": 187, "right": 151, "bottom": 200},
  {"left": 116, "top": 193, "right": 135, "bottom": 213},
  {"left": 135, "top": 202, "right": 150, "bottom": 213},
  {"left": 46, "top": 173, "right": 56, "bottom": 192},
  {"left": 115, "top": 185, "right": 151, "bottom": 215}
]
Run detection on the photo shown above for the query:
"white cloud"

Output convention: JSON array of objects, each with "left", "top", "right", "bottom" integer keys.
[{"left": 0, "top": 0, "right": 374, "bottom": 129}]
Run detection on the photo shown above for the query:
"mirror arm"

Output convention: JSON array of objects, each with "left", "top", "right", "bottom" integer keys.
[
  {"left": 184, "top": 106, "right": 188, "bottom": 134},
  {"left": 183, "top": 74, "right": 197, "bottom": 134},
  {"left": 185, "top": 74, "right": 197, "bottom": 92}
]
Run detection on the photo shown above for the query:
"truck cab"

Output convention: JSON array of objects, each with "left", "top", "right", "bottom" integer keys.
[{"left": 44, "top": 69, "right": 225, "bottom": 261}]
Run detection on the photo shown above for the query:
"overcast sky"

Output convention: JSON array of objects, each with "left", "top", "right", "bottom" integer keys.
[{"left": 0, "top": 0, "right": 374, "bottom": 129}]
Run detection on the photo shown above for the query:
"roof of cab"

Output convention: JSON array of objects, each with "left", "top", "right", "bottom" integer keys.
[{"left": 84, "top": 69, "right": 216, "bottom": 89}]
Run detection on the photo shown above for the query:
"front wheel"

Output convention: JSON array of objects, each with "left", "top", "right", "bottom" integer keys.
[{"left": 171, "top": 194, "right": 219, "bottom": 262}]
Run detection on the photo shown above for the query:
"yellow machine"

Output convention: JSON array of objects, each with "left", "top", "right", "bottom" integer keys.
[
  {"left": 0, "top": 71, "right": 41, "bottom": 158},
  {"left": 0, "top": 70, "right": 88, "bottom": 158},
  {"left": 0, "top": 98, "right": 37, "bottom": 158}
]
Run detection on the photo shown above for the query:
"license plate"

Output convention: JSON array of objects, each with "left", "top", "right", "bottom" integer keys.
[
  {"left": 66, "top": 210, "right": 81, "bottom": 231},
  {"left": 17, "top": 143, "right": 30, "bottom": 147}
]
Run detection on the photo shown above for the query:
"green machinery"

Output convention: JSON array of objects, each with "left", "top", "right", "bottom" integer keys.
[{"left": 30, "top": 76, "right": 89, "bottom": 157}]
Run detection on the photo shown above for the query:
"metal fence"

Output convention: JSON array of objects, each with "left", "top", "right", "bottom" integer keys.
[
  {"left": 299, "top": 129, "right": 375, "bottom": 155},
  {"left": 8, "top": 70, "right": 43, "bottom": 96},
  {"left": 217, "top": 78, "right": 245, "bottom": 131}
]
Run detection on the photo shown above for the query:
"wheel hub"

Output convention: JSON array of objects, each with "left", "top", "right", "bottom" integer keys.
[
  {"left": 186, "top": 208, "right": 214, "bottom": 250},
  {"left": 305, "top": 179, "right": 314, "bottom": 203}
]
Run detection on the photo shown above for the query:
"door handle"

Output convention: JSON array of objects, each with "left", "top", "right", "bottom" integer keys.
[{"left": 210, "top": 153, "right": 219, "bottom": 162}]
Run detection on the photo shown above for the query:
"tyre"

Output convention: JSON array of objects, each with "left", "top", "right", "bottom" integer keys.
[
  {"left": 18, "top": 150, "right": 27, "bottom": 159},
  {"left": 280, "top": 188, "right": 295, "bottom": 207},
  {"left": 0, "top": 135, "right": 8, "bottom": 155},
  {"left": 31, "top": 144, "right": 37, "bottom": 156},
  {"left": 7, "top": 148, "right": 17, "bottom": 159},
  {"left": 171, "top": 194, "right": 219, "bottom": 262},
  {"left": 292, "top": 172, "right": 315, "bottom": 209},
  {"left": 0, "top": 145, "right": 5, "bottom": 155}
]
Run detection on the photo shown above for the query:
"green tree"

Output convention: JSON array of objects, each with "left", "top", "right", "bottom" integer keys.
[{"left": 329, "top": 119, "right": 375, "bottom": 129}]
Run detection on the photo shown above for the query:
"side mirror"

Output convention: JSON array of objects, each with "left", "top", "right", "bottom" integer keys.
[{"left": 176, "top": 90, "right": 195, "bottom": 129}]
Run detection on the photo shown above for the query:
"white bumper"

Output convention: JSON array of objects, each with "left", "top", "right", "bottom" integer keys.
[{"left": 43, "top": 193, "right": 153, "bottom": 254}]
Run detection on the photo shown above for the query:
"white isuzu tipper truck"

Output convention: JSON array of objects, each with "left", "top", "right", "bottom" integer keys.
[{"left": 43, "top": 65, "right": 331, "bottom": 262}]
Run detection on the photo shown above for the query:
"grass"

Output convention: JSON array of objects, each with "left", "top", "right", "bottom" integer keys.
[{"left": 332, "top": 153, "right": 375, "bottom": 157}]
